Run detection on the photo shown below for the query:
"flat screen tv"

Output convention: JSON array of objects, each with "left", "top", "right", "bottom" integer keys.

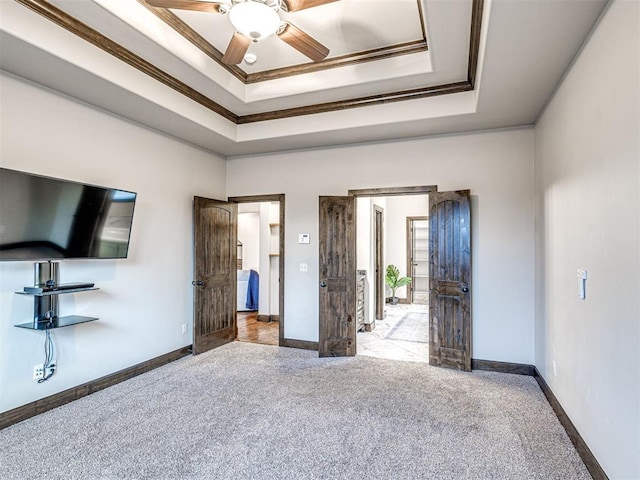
[{"left": 0, "top": 168, "right": 137, "bottom": 261}]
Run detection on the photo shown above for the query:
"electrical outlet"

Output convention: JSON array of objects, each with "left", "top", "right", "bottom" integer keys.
[
  {"left": 553, "top": 360, "right": 557, "bottom": 377},
  {"left": 33, "top": 364, "right": 44, "bottom": 380},
  {"left": 181, "top": 323, "right": 187, "bottom": 334}
]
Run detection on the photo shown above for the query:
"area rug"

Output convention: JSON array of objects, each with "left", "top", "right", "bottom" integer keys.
[{"left": 385, "top": 311, "right": 429, "bottom": 342}]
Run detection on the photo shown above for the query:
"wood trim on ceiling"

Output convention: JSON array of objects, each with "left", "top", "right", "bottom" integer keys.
[
  {"left": 14, "top": 0, "right": 239, "bottom": 124},
  {"left": 137, "top": 0, "right": 429, "bottom": 84},
  {"left": 238, "top": 82, "right": 471, "bottom": 124},
  {"left": 13, "top": 0, "right": 484, "bottom": 124},
  {"left": 246, "top": 40, "right": 428, "bottom": 84},
  {"left": 137, "top": 1, "right": 248, "bottom": 83},
  {"left": 467, "top": 0, "right": 484, "bottom": 87}
]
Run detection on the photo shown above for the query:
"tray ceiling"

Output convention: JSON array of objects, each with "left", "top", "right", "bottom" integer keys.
[{"left": 0, "top": 0, "right": 609, "bottom": 156}]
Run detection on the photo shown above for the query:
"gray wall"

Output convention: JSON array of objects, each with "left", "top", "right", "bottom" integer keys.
[
  {"left": 227, "top": 128, "right": 536, "bottom": 364},
  {"left": 534, "top": 1, "right": 640, "bottom": 477},
  {"left": 0, "top": 72, "right": 227, "bottom": 413}
]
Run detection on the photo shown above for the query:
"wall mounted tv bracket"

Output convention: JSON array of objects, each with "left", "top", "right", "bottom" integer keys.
[{"left": 15, "top": 261, "right": 99, "bottom": 330}]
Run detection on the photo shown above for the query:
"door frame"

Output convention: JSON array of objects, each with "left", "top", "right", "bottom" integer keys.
[
  {"left": 347, "top": 185, "right": 438, "bottom": 347},
  {"left": 229, "top": 194, "right": 286, "bottom": 347},
  {"left": 374, "top": 205, "right": 385, "bottom": 320}
]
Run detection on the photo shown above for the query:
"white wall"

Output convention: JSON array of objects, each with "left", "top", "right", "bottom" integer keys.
[
  {"left": 0, "top": 73, "right": 226, "bottom": 413},
  {"left": 268, "top": 202, "right": 280, "bottom": 316},
  {"left": 385, "top": 195, "right": 429, "bottom": 300},
  {"left": 258, "top": 203, "right": 271, "bottom": 315},
  {"left": 534, "top": 1, "right": 640, "bottom": 478},
  {"left": 356, "top": 197, "right": 386, "bottom": 324},
  {"left": 237, "top": 212, "right": 260, "bottom": 272},
  {"left": 227, "top": 128, "right": 535, "bottom": 363}
]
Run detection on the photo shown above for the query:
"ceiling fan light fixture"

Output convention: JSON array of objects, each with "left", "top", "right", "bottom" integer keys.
[{"left": 229, "top": 1, "right": 281, "bottom": 41}]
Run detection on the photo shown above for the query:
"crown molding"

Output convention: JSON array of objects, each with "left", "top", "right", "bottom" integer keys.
[{"left": 12, "top": 0, "right": 484, "bottom": 124}]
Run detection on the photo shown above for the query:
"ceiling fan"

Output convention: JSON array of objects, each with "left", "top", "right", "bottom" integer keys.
[{"left": 145, "top": 0, "right": 338, "bottom": 65}]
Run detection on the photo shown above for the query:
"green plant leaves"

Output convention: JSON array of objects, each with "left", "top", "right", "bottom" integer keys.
[{"left": 385, "top": 264, "right": 411, "bottom": 295}]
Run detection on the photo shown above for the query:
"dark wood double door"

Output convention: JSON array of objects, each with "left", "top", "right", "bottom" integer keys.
[
  {"left": 192, "top": 191, "right": 472, "bottom": 371},
  {"left": 319, "top": 190, "right": 472, "bottom": 371}
]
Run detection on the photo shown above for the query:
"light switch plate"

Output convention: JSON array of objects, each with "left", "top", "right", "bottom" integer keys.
[
  {"left": 300, "top": 263, "right": 308, "bottom": 272},
  {"left": 298, "top": 234, "right": 310, "bottom": 244},
  {"left": 577, "top": 269, "right": 587, "bottom": 299}
]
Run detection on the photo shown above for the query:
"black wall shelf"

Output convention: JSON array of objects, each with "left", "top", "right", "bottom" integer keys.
[
  {"left": 14, "top": 262, "right": 99, "bottom": 331},
  {"left": 15, "top": 315, "right": 99, "bottom": 330},
  {"left": 16, "top": 287, "right": 99, "bottom": 297}
]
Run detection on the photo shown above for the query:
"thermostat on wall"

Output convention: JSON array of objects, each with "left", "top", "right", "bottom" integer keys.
[{"left": 298, "top": 234, "right": 310, "bottom": 244}]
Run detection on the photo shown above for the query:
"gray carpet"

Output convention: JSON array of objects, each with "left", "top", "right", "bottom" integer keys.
[
  {"left": 385, "top": 312, "right": 429, "bottom": 343},
  {"left": 0, "top": 342, "right": 590, "bottom": 480}
]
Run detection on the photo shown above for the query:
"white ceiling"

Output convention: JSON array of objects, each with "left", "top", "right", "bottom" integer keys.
[{"left": 0, "top": 0, "right": 609, "bottom": 157}]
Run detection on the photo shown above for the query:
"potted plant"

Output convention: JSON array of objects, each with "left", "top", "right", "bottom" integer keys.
[{"left": 385, "top": 264, "right": 412, "bottom": 305}]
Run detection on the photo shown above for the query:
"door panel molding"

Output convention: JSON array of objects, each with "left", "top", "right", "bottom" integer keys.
[
  {"left": 193, "top": 196, "right": 237, "bottom": 355},
  {"left": 429, "top": 190, "right": 471, "bottom": 371},
  {"left": 318, "top": 196, "right": 356, "bottom": 357}
]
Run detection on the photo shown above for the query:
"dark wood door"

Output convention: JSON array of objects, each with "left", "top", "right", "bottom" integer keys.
[
  {"left": 193, "top": 196, "right": 237, "bottom": 355},
  {"left": 374, "top": 206, "right": 385, "bottom": 320},
  {"left": 318, "top": 196, "right": 356, "bottom": 357},
  {"left": 429, "top": 190, "right": 471, "bottom": 371}
]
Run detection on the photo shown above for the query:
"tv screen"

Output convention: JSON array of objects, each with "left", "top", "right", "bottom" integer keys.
[{"left": 0, "top": 168, "right": 137, "bottom": 261}]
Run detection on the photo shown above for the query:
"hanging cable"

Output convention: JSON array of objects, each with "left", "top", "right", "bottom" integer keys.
[{"left": 38, "top": 318, "right": 56, "bottom": 383}]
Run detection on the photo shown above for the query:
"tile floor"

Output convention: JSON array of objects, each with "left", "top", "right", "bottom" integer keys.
[{"left": 357, "top": 303, "right": 429, "bottom": 363}]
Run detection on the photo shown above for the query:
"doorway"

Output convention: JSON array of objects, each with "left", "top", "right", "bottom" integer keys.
[
  {"left": 318, "top": 187, "right": 472, "bottom": 371},
  {"left": 230, "top": 195, "right": 284, "bottom": 347},
  {"left": 192, "top": 194, "right": 285, "bottom": 355},
  {"left": 356, "top": 194, "right": 430, "bottom": 363}
]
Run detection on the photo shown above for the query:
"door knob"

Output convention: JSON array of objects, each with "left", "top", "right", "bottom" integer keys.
[
  {"left": 320, "top": 281, "right": 327, "bottom": 288},
  {"left": 461, "top": 286, "right": 469, "bottom": 293},
  {"left": 192, "top": 280, "right": 205, "bottom": 286}
]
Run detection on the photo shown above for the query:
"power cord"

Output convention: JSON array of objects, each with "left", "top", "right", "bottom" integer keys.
[{"left": 38, "top": 320, "right": 56, "bottom": 383}]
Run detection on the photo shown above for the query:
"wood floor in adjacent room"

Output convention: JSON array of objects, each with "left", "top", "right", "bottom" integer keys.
[{"left": 236, "top": 312, "right": 279, "bottom": 346}]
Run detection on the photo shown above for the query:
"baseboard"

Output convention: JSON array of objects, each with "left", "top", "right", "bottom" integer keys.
[
  {"left": 0, "top": 346, "right": 192, "bottom": 431},
  {"left": 471, "top": 358, "right": 535, "bottom": 376},
  {"left": 270, "top": 314, "right": 280, "bottom": 322},
  {"left": 533, "top": 368, "right": 608, "bottom": 480},
  {"left": 474, "top": 359, "right": 607, "bottom": 479},
  {"left": 0, "top": 348, "right": 608, "bottom": 480},
  {"left": 280, "top": 338, "right": 318, "bottom": 351}
]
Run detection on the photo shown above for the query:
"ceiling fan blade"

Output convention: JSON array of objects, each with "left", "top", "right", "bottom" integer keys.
[
  {"left": 222, "top": 32, "right": 251, "bottom": 65},
  {"left": 144, "top": 0, "right": 225, "bottom": 13},
  {"left": 278, "top": 23, "right": 329, "bottom": 62},
  {"left": 284, "top": 0, "right": 339, "bottom": 12}
]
